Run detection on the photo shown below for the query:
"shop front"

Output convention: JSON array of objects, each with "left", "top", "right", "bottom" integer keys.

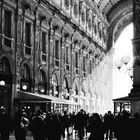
[
  {"left": 113, "top": 96, "right": 131, "bottom": 116},
  {"left": 14, "top": 91, "right": 79, "bottom": 115}
]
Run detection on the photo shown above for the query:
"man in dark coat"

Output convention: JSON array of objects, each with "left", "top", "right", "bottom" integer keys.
[
  {"left": 104, "top": 111, "right": 114, "bottom": 140},
  {"left": 61, "top": 111, "right": 70, "bottom": 137},
  {"left": 29, "top": 110, "right": 46, "bottom": 140},
  {"left": 75, "top": 109, "right": 86, "bottom": 140}
]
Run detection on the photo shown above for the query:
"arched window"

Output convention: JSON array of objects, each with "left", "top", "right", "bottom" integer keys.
[
  {"left": 38, "top": 69, "right": 46, "bottom": 94},
  {"left": 1, "top": 58, "right": 11, "bottom": 75},
  {"left": 0, "top": 58, "right": 12, "bottom": 114},
  {"left": 20, "top": 64, "right": 31, "bottom": 92},
  {"left": 62, "top": 78, "right": 69, "bottom": 100},
  {"left": 51, "top": 74, "right": 59, "bottom": 97},
  {"left": 0, "top": 57, "right": 11, "bottom": 86}
]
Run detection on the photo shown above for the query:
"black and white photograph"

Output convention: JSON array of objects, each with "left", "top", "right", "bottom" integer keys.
[{"left": 0, "top": 0, "right": 139, "bottom": 140}]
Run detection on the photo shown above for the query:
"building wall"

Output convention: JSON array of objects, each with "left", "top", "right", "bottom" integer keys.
[{"left": 0, "top": 0, "right": 113, "bottom": 115}]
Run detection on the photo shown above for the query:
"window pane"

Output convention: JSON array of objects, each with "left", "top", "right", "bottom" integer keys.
[
  {"left": 55, "top": 40, "right": 59, "bottom": 59},
  {"left": 23, "top": 65, "right": 30, "bottom": 80},
  {"left": 83, "top": 57, "right": 85, "bottom": 71},
  {"left": 25, "top": 22, "right": 31, "bottom": 46},
  {"left": 42, "top": 32, "right": 46, "bottom": 53},
  {"left": 66, "top": 47, "right": 69, "bottom": 64},
  {"left": 75, "top": 52, "right": 78, "bottom": 68},
  {"left": 40, "top": 70, "right": 45, "bottom": 82},
  {"left": 90, "top": 61, "right": 92, "bottom": 74},
  {"left": 4, "top": 10, "right": 11, "bottom": 37}
]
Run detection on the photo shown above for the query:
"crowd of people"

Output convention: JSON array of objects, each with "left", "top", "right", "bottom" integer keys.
[{"left": 0, "top": 107, "right": 140, "bottom": 140}]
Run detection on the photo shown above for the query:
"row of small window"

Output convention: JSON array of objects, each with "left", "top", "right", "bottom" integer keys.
[{"left": 63, "top": 0, "right": 106, "bottom": 40}]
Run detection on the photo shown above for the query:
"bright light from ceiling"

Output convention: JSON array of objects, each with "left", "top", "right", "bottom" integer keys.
[{"left": 113, "top": 23, "right": 133, "bottom": 99}]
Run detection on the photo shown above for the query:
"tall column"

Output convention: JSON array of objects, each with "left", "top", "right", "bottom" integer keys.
[
  {"left": 47, "top": 18, "right": 53, "bottom": 95},
  {"left": 59, "top": 27, "right": 64, "bottom": 98},
  {"left": 129, "top": 0, "right": 140, "bottom": 115}
]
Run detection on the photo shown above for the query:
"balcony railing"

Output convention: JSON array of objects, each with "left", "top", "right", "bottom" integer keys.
[
  {"left": 41, "top": 52, "right": 46, "bottom": 62},
  {"left": 24, "top": 44, "right": 31, "bottom": 55},
  {"left": 2, "top": 34, "right": 13, "bottom": 48}
]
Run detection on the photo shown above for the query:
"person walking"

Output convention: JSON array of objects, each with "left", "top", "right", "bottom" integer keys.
[
  {"left": 114, "top": 110, "right": 132, "bottom": 140},
  {"left": 13, "top": 110, "right": 29, "bottom": 140},
  {"left": 88, "top": 113, "right": 105, "bottom": 140},
  {"left": 0, "top": 107, "right": 11, "bottom": 140},
  {"left": 75, "top": 109, "right": 86, "bottom": 140},
  {"left": 104, "top": 111, "right": 114, "bottom": 140},
  {"left": 29, "top": 110, "right": 46, "bottom": 140},
  {"left": 61, "top": 111, "right": 70, "bottom": 137}
]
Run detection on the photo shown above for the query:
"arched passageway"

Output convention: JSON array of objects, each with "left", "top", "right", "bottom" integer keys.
[{"left": 1, "top": 0, "right": 140, "bottom": 117}]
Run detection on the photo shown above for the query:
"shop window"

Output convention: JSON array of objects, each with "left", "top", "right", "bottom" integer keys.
[
  {"left": 38, "top": 70, "right": 46, "bottom": 94},
  {"left": 62, "top": 79, "right": 69, "bottom": 100},
  {"left": 52, "top": 74, "right": 59, "bottom": 97},
  {"left": 0, "top": 58, "right": 11, "bottom": 86},
  {"left": 20, "top": 64, "right": 31, "bottom": 92}
]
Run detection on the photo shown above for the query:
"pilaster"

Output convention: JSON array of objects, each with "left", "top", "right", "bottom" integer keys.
[{"left": 129, "top": 0, "right": 140, "bottom": 115}]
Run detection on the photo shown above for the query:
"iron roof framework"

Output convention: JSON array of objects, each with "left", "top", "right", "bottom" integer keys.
[{"left": 94, "top": 0, "right": 133, "bottom": 51}]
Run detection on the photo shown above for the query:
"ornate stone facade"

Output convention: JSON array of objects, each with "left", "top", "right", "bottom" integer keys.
[{"left": 0, "top": 0, "right": 113, "bottom": 116}]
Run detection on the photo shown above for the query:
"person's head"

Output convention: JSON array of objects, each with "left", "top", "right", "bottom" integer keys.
[
  {"left": 63, "top": 111, "right": 67, "bottom": 115},
  {"left": 108, "top": 111, "right": 111, "bottom": 114},
  {"left": 80, "top": 109, "right": 84, "bottom": 114},
  {"left": 93, "top": 113, "right": 101, "bottom": 121},
  {"left": 122, "top": 110, "right": 130, "bottom": 118}
]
